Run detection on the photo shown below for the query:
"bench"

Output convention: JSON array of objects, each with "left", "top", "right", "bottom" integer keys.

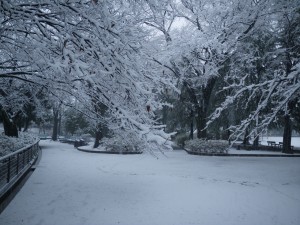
[
  {"left": 279, "top": 142, "right": 294, "bottom": 151},
  {"left": 267, "top": 141, "right": 276, "bottom": 147},
  {"left": 269, "top": 141, "right": 294, "bottom": 151},
  {"left": 267, "top": 141, "right": 281, "bottom": 148}
]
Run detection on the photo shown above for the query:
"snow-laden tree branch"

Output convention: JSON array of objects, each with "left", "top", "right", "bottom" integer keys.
[
  {"left": 0, "top": 0, "right": 175, "bottom": 150},
  {"left": 207, "top": 1, "right": 300, "bottom": 150}
]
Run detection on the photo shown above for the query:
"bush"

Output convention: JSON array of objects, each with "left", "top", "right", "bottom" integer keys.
[
  {"left": 175, "top": 133, "right": 190, "bottom": 147},
  {"left": 0, "top": 132, "right": 38, "bottom": 157},
  {"left": 102, "top": 131, "right": 144, "bottom": 153},
  {"left": 80, "top": 134, "right": 93, "bottom": 142},
  {"left": 185, "top": 139, "right": 229, "bottom": 154}
]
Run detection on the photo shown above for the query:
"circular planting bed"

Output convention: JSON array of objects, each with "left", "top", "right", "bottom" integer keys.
[
  {"left": 77, "top": 144, "right": 142, "bottom": 154},
  {"left": 184, "top": 139, "right": 229, "bottom": 156}
]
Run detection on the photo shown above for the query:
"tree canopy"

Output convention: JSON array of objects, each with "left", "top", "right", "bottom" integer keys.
[{"left": 1, "top": 0, "right": 299, "bottom": 152}]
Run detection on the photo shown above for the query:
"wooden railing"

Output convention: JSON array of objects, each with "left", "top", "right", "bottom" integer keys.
[{"left": 0, "top": 140, "right": 40, "bottom": 199}]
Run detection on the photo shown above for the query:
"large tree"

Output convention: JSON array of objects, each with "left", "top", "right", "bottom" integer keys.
[
  {"left": 0, "top": 0, "right": 174, "bottom": 150},
  {"left": 208, "top": 0, "right": 300, "bottom": 153},
  {"left": 146, "top": 0, "right": 268, "bottom": 139}
]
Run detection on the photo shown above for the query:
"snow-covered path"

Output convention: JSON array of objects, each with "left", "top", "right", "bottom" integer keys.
[{"left": 1, "top": 140, "right": 300, "bottom": 225}]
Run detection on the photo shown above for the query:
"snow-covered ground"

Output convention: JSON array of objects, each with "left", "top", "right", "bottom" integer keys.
[
  {"left": 1, "top": 140, "right": 300, "bottom": 225},
  {"left": 260, "top": 136, "right": 300, "bottom": 147}
]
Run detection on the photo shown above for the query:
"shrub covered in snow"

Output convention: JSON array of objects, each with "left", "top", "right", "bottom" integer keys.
[
  {"left": 185, "top": 139, "right": 229, "bottom": 154},
  {"left": 0, "top": 132, "right": 39, "bottom": 157},
  {"left": 175, "top": 133, "right": 189, "bottom": 148},
  {"left": 102, "top": 131, "right": 145, "bottom": 153}
]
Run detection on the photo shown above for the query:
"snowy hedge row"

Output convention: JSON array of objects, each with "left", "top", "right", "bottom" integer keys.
[
  {"left": 185, "top": 139, "right": 229, "bottom": 154},
  {"left": 0, "top": 133, "right": 39, "bottom": 157}
]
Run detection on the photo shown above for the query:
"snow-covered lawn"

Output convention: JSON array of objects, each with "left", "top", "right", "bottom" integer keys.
[
  {"left": 1, "top": 140, "right": 300, "bottom": 225},
  {"left": 260, "top": 136, "right": 300, "bottom": 147}
]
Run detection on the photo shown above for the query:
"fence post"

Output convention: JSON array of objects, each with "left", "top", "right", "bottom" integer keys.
[
  {"left": 23, "top": 151, "right": 25, "bottom": 168},
  {"left": 27, "top": 149, "right": 30, "bottom": 163},
  {"left": 7, "top": 157, "right": 11, "bottom": 183},
  {"left": 16, "top": 153, "right": 19, "bottom": 174}
]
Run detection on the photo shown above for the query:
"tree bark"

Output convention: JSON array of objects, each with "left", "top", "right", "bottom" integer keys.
[
  {"left": 58, "top": 113, "right": 62, "bottom": 136},
  {"left": 23, "top": 117, "right": 30, "bottom": 132},
  {"left": 190, "top": 109, "right": 193, "bottom": 140},
  {"left": 93, "top": 130, "right": 103, "bottom": 148},
  {"left": 162, "top": 105, "right": 168, "bottom": 130},
  {"left": 282, "top": 114, "right": 293, "bottom": 154},
  {"left": 243, "top": 129, "right": 250, "bottom": 145},
  {"left": 196, "top": 78, "right": 216, "bottom": 139},
  {"left": 253, "top": 135, "right": 259, "bottom": 147},
  {"left": 196, "top": 106, "right": 207, "bottom": 139},
  {"left": 52, "top": 110, "right": 59, "bottom": 141},
  {"left": 18, "top": 121, "right": 22, "bottom": 132},
  {"left": 282, "top": 31, "right": 294, "bottom": 154},
  {"left": 1, "top": 109, "right": 19, "bottom": 137},
  {"left": 184, "top": 80, "right": 214, "bottom": 140},
  {"left": 227, "top": 126, "right": 231, "bottom": 145}
]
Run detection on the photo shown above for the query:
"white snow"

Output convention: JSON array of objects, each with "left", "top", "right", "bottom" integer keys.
[
  {"left": 228, "top": 148, "right": 300, "bottom": 155},
  {"left": 0, "top": 140, "right": 300, "bottom": 225},
  {"left": 230, "top": 136, "right": 300, "bottom": 155},
  {"left": 260, "top": 136, "right": 300, "bottom": 147},
  {"left": 0, "top": 132, "right": 39, "bottom": 157}
]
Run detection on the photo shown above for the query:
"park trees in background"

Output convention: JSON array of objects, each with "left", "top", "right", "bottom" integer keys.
[
  {"left": 144, "top": 0, "right": 299, "bottom": 153},
  {"left": 64, "top": 107, "right": 89, "bottom": 137},
  {"left": 147, "top": 0, "right": 269, "bottom": 139},
  {"left": 208, "top": 0, "right": 300, "bottom": 153}
]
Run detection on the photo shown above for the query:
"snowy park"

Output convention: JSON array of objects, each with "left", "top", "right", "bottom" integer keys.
[
  {"left": 1, "top": 1, "right": 300, "bottom": 225},
  {"left": 1, "top": 140, "right": 300, "bottom": 225}
]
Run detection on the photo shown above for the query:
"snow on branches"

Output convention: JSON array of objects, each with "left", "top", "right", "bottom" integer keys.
[
  {"left": 207, "top": 1, "right": 300, "bottom": 142},
  {"left": 0, "top": 0, "right": 174, "bottom": 150}
]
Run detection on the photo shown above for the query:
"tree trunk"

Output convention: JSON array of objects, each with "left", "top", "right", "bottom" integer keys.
[
  {"left": 183, "top": 82, "right": 208, "bottom": 140},
  {"left": 18, "top": 122, "right": 22, "bottom": 132},
  {"left": 15, "top": 114, "right": 23, "bottom": 132},
  {"left": 162, "top": 105, "right": 168, "bottom": 130},
  {"left": 282, "top": 38, "right": 293, "bottom": 154},
  {"left": 282, "top": 114, "right": 293, "bottom": 154},
  {"left": 227, "top": 127, "right": 231, "bottom": 145},
  {"left": 196, "top": 106, "right": 207, "bottom": 139},
  {"left": 195, "top": 78, "right": 216, "bottom": 139},
  {"left": 1, "top": 109, "right": 18, "bottom": 137},
  {"left": 93, "top": 130, "right": 103, "bottom": 148},
  {"left": 253, "top": 135, "right": 259, "bottom": 147},
  {"left": 190, "top": 109, "right": 193, "bottom": 140},
  {"left": 52, "top": 111, "right": 59, "bottom": 141},
  {"left": 243, "top": 129, "right": 250, "bottom": 145},
  {"left": 23, "top": 117, "right": 30, "bottom": 132},
  {"left": 58, "top": 113, "right": 62, "bottom": 136}
]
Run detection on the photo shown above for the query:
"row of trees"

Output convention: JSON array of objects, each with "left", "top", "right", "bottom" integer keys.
[
  {"left": 1, "top": 0, "right": 299, "bottom": 153},
  {"left": 146, "top": 0, "right": 299, "bottom": 153}
]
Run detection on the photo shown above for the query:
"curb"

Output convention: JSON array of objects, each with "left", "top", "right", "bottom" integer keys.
[
  {"left": 76, "top": 147, "right": 142, "bottom": 155},
  {"left": 184, "top": 149, "right": 300, "bottom": 157}
]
